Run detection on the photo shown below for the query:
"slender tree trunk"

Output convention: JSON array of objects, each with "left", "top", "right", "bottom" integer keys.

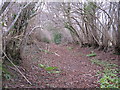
[{"left": 115, "top": 1, "right": 120, "bottom": 54}]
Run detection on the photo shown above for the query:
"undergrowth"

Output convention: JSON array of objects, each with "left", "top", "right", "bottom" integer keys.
[
  {"left": 2, "top": 61, "right": 18, "bottom": 81},
  {"left": 91, "top": 59, "right": 119, "bottom": 88},
  {"left": 53, "top": 33, "right": 62, "bottom": 44},
  {"left": 1, "top": 64, "right": 12, "bottom": 81}
]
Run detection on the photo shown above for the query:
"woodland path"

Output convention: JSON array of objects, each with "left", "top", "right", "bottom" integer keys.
[{"left": 3, "top": 42, "right": 119, "bottom": 88}]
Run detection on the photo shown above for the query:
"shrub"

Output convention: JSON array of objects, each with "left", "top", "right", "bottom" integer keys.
[{"left": 53, "top": 33, "right": 62, "bottom": 44}]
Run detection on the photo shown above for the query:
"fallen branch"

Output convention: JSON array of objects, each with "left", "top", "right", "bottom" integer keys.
[{"left": 2, "top": 50, "right": 32, "bottom": 85}]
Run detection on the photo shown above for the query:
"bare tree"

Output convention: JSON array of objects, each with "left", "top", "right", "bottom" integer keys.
[{"left": 2, "top": 2, "right": 37, "bottom": 64}]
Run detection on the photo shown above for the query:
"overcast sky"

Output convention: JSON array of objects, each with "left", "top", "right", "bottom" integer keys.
[{"left": 0, "top": 0, "right": 119, "bottom": 4}]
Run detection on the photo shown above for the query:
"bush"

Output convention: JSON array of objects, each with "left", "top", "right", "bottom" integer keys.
[{"left": 53, "top": 33, "right": 62, "bottom": 44}]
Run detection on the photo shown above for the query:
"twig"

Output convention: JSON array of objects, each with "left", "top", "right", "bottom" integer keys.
[
  {"left": 54, "top": 52, "right": 60, "bottom": 56},
  {"left": 2, "top": 50, "right": 32, "bottom": 85}
]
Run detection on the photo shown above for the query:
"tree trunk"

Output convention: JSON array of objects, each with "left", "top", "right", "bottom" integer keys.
[{"left": 115, "top": 1, "right": 120, "bottom": 54}]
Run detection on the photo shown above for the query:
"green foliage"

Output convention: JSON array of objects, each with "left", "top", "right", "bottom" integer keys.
[
  {"left": 13, "top": 25, "right": 17, "bottom": 29},
  {"left": 12, "top": 14, "right": 16, "bottom": 20},
  {"left": 113, "top": 52, "right": 120, "bottom": 55},
  {"left": 38, "top": 64, "right": 45, "bottom": 68},
  {"left": 45, "top": 66, "right": 58, "bottom": 71},
  {"left": 90, "top": 59, "right": 118, "bottom": 68},
  {"left": 38, "top": 64, "right": 61, "bottom": 74},
  {"left": 91, "top": 59, "right": 119, "bottom": 88},
  {"left": 84, "top": 2, "right": 97, "bottom": 14},
  {"left": 86, "top": 52, "right": 96, "bottom": 57},
  {"left": 3, "top": 73, "right": 11, "bottom": 80},
  {"left": 1, "top": 64, "right": 12, "bottom": 80},
  {"left": 98, "top": 69, "right": 119, "bottom": 88},
  {"left": 53, "top": 33, "right": 62, "bottom": 44},
  {"left": 31, "top": 10, "right": 36, "bottom": 14},
  {"left": 42, "top": 50, "right": 49, "bottom": 53},
  {"left": 2, "top": 22, "right": 5, "bottom": 26},
  {"left": 86, "top": 53, "right": 96, "bottom": 57}
]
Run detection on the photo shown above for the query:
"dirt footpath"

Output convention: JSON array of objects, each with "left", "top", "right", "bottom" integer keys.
[{"left": 3, "top": 42, "right": 119, "bottom": 88}]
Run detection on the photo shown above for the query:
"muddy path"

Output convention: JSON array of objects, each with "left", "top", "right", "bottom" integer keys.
[{"left": 3, "top": 42, "right": 119, "bottom": 88}]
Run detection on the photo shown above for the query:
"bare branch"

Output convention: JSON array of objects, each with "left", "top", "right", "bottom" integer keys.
[
  {"left": 6, "top": 2, "right": 31, "bottom": 36},
  {"left": 0, "top": 2, "right": 10, "bottom": 16}
]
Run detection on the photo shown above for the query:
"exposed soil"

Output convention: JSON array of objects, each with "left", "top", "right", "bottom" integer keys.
[{"left": 2, "top": 42, "right": 119, "bottom": 88}]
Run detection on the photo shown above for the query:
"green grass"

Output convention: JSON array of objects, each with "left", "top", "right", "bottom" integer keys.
[{"left": 90, "top": 59, "right": 119, "bottom": 88}]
